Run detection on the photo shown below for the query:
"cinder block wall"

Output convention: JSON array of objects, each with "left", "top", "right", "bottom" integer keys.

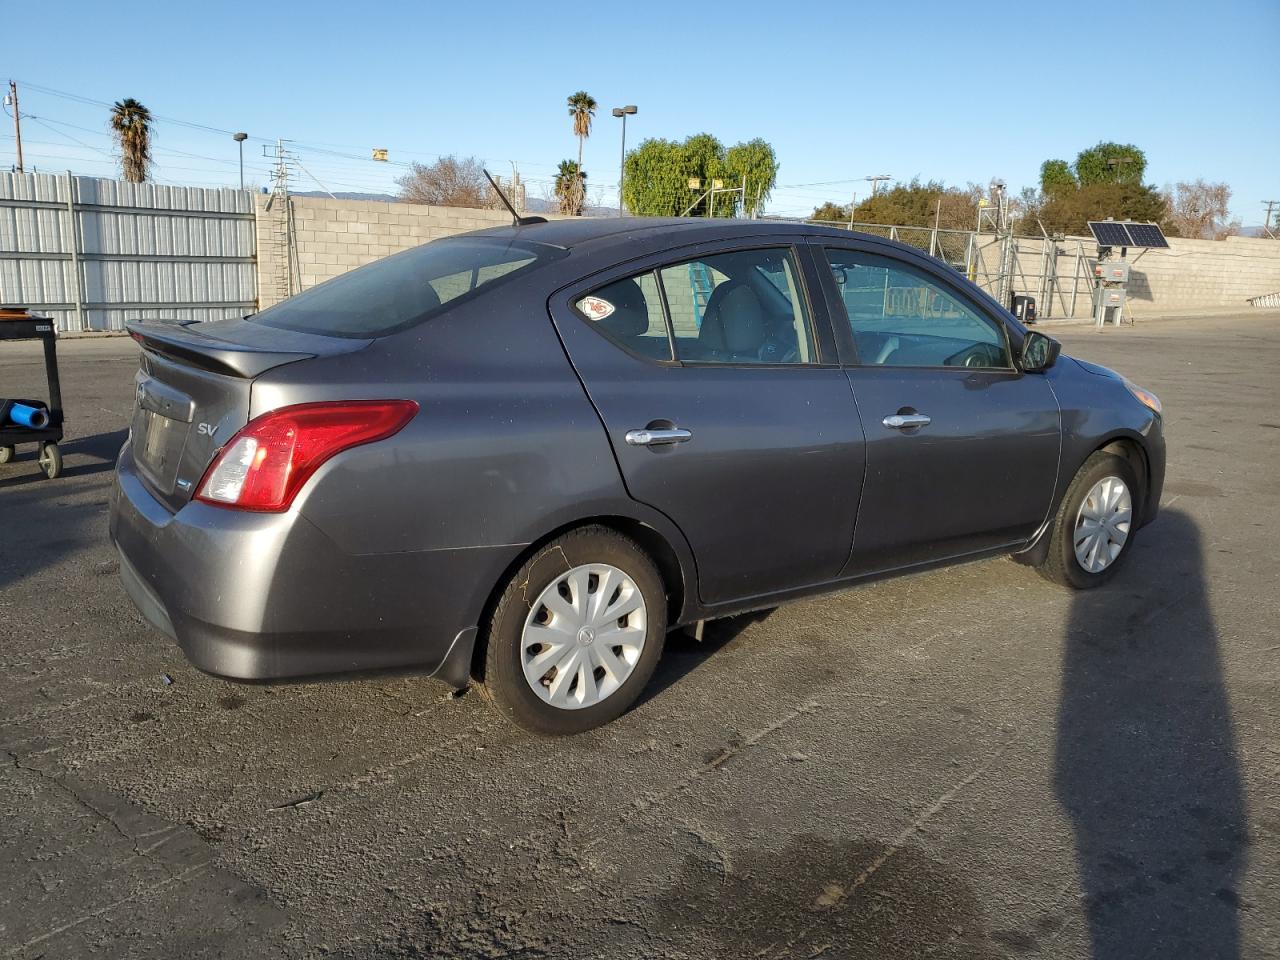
[
  {"left": 255, "top": 196, "right": 521, "bottom": 309},
  {"left": 972, "top": 233, "right": 1280, "bottom": 317},
  {"left": 255, "top": 195, "right": 1280, "bottom": 317}
]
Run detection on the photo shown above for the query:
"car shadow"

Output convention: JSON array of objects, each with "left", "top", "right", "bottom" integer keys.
[
  {"left": 1054, "top": 509, "right": 1247, "bottom": 958},
  {"left": 638, "top": 607, "right": 777, "bottom": 707}
]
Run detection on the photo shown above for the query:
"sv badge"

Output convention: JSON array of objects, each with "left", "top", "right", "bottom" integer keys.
[{"left": 197, "top": 422, "right": 219, "bottom": 438}]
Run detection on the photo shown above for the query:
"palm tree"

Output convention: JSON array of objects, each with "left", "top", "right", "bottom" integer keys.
[
  {"left": 554, "top": 160, "right": 586, "bottom": 216},
  {"left": 566, "top": 91, "right": 596, "bottom": 215},
  {"left": 109, "top": 98, "right": 154, "bottom": 183}
]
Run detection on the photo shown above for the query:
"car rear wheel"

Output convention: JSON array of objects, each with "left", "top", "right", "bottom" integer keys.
[
  {"left": 1037, "top": 451, "right": 1140, "bottom": 589},
  {"left": 481, "top": 526, "right": 666, "bottom": 735}
]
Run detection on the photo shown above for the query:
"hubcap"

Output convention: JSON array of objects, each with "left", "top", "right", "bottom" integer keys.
[
  {"left": 1074, "top": 476, "right": 1133, "bottom": 574},
  {"left": 521, "top": 563, "right": 647, "bottom": 710}
]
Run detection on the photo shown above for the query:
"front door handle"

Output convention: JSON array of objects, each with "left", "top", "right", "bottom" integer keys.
[
  {"left": 625, "top": 427, "right": 692, "bottom": 446},
  {"left": 882, "top": 413, "right": 932, "bottom": 430}
]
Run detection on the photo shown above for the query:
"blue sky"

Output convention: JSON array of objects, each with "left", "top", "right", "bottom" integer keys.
[{"left": 3, "top": 0, "right": 1276, "bottom": 222}]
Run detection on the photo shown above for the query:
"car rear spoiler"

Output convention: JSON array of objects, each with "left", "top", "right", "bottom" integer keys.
[{"left": 126, "top": 320, "right": 316, "bottom": 379}]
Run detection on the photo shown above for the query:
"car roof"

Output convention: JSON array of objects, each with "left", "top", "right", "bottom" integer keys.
[{"left": 467, "top": 216, "right": 874, "bottom": 251}]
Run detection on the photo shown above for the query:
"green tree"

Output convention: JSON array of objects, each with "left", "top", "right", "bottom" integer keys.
[
  {"left": 1039, "top": 181, "right": 1167, "bottom": 235},
  {"left": 1073, "top": 142, "right": 1146, "bottom": 186},
  {"left": 679, "top": 133, "right": 728, "bottom": 216},
  {"left": 566, "top": 91, "right": 596, "bottom": 215},
  {"left": 621, "top": 138, "right": 687, "bottom": 216},
  {"left": 724, "top": 138, "right": 778, "bottom": 217},
  {"left": 554, "top": 159, "right": 586, "bottom": 216},
  {"left": 849, "top": 179, "right": 980, "bottom": 231},
  {"left": 109, "top": 98, "right": 153, "bottom": 183},
  {"left": 1039, "top": 159, "right": 1076, "bottom": 195},
  {"left": 622, "top": 134, "right": 777, "bottom": 217},
  {"left": 810, "top": 201, "right": 851, "bottom": 222}
]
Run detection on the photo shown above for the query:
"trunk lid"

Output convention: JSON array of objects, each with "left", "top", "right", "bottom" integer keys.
[{"left": 126, "top": 318, "right": 370, "bottom": 512}]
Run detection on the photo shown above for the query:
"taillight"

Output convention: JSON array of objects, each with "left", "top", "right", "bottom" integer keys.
[{"left": 194, "top": 400, "right": 418, "bottom": 511}]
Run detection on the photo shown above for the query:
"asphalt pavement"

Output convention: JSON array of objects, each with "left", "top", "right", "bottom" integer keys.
[{"left": 1, "top": 313, "right": 1277, "bottom": 958}]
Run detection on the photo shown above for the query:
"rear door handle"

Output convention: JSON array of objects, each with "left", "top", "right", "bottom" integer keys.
[
  {"left": 625, "top": 428, "right": 692, "bottom": 446},
  {"left": 882, "top": 413, "right": 932, "bottom": 430}
]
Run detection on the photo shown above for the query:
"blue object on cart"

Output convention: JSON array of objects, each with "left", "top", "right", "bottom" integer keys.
[{"left": 7, "top": 402, "right": 50, "bottom": 429}]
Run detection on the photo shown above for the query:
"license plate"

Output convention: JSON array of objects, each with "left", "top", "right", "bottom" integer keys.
[{"left": 133, "top": 408, "right": 187, "bottom": 493}]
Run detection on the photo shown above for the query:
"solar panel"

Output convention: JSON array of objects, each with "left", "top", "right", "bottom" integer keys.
[
  {"left": 1123, "top": 223, "right": 1170, "bottom": 248},
  {"left": 1089, "top": 221, "right": 1133, "bottom": 247}
]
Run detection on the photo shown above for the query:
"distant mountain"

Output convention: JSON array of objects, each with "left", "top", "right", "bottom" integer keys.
[
  {"left": 525, "top": 196, "right": 620, "bottom": 217},
  {"left": 293, "top": 190, "right": 398, "bottom": 202},
  {"left": 289, "top": 190, "right": 621, "bottom": 217}
]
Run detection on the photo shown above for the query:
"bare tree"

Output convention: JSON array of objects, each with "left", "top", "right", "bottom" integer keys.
[
  {"left": 1165, "top": 180, "right": 1240, "bottom": 240},
  {"left": 396, "top": 155, "right": 493, "bottom": 208}
]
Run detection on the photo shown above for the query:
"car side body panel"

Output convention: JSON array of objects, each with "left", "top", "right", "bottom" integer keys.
[
  {"left": 546, "top": 236, "right": 866, "bottom": 606},
  {"left": 107, "top": 218, "right": 1165, "bottom": 687}
]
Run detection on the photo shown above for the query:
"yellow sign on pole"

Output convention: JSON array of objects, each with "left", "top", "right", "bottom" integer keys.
[{"left": 372, "top": 148, "right": 389, "bottom": 162}]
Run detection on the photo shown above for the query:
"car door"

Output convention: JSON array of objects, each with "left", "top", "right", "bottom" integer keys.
[
  {"left": 815, "top": 242, "right": 1061, "bottom": 576},
  {"left": 549, "top": 240, "right": 865, "bottom": 606}
]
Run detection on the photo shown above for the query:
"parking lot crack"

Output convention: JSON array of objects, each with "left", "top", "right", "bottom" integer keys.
[
  {"left": 4, "top": 749, "right": 184, "bottom": 874},
  {"left": 629, "top": 699, "right": 821, "bottom": 817}
]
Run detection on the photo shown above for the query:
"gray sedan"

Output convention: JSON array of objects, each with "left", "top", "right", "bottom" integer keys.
[{"left": 109, "top": 218, "right": 1165, "bottom": 734}]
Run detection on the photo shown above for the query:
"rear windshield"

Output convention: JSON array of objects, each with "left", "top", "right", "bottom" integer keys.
[{"left": 251, "top": 236, "right": 559, "bottom": 338}]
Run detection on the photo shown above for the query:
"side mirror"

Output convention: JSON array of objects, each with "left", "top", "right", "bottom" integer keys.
[{"left": 1020, "top": 331, "right": 1061, "bottom": 373}]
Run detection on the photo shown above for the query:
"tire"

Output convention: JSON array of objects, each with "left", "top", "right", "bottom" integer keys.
[
  {"left": 1036, "top": 451, "right": 1140, "bottom": 589},
  {"left": 481, "top": 526, "right": 667, "bottom": 735},
  {"left": 0, "top": 445, "right": 14, "bottom": 464},
  {"left": 37, "top": 442, "right": 62, "bottom": 480}
]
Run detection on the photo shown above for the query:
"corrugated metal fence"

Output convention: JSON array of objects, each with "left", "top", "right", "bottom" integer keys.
[{"left": 0, "top": 171, "right": 256, "bottom": 332}]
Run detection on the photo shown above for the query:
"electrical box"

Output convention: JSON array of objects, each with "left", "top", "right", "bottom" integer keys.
[
  {"left": 1093, "top": 261, "right": 1130, "bottom": 283},
  {"left": 1093, "top": 256, "right": 1130, "bottom": 326}
]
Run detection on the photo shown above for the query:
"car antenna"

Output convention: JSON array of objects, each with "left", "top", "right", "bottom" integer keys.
[{"left": 483, "top": 169, "right": 547, "bottom": 228}]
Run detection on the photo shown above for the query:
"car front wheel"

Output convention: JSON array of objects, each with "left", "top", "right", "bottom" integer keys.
[
  {"left": 481, "top": 526, "right": 667, "bottom": 735},
  {"left": 1037, "top": 450, "right": 1141, "bottom": 589}
]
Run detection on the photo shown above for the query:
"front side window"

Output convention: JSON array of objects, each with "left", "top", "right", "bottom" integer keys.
[
  {"left": 825, "top": 249, "right": 1011, "bottom": 368},
  {"left": 659, "top": 248, "right": 815, "bottom": 364}
]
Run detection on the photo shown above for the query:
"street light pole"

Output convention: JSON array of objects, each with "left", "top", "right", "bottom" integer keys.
[
  {"left": 612, "top": 105, "right": 637, "bottom": 217},
  {"left": 232, "top": 132, "right": 248, "bottom": 190}
]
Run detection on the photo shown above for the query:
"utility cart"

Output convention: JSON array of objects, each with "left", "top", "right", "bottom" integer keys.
[{"left": 0, "top": 308, "right": 65, "bottom": 479}]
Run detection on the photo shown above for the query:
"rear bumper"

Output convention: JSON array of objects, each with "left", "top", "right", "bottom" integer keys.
[{"left": 109, "top": 443, "right": 518, "bottom": 684}]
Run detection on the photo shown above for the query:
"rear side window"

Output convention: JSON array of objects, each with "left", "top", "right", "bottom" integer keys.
[
  {"left": 253, "top": 237, "right": 557, "bottom": 338},
  {"left": 575, "top": 273, "right": 672, "bottom": 360}
]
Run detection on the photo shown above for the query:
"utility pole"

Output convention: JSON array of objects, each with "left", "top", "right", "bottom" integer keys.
[
  {"left": 4, "top": 81, "right": 22, "bottom": 172},
  {"left": 1263, "top": 200, "right": 1278, "bottom": 238},
  {"left": 864, "top": 174, "right": 891, "bottom": 196}
]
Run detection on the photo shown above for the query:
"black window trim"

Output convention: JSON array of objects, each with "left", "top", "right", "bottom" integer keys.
[
  {"left": 816, "top": 241, "right": 1020, "bottom": 374},
  {"left": 565, "top": 239, "right": 838, "bottom": 370}
]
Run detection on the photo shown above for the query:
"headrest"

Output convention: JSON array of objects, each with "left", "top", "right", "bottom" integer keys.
[
  {"left": 597, "top": 277, "right": 651, "bottom": 339},
  {"left": 700, "top": 281, "right": 767, "bottom": 357}
]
